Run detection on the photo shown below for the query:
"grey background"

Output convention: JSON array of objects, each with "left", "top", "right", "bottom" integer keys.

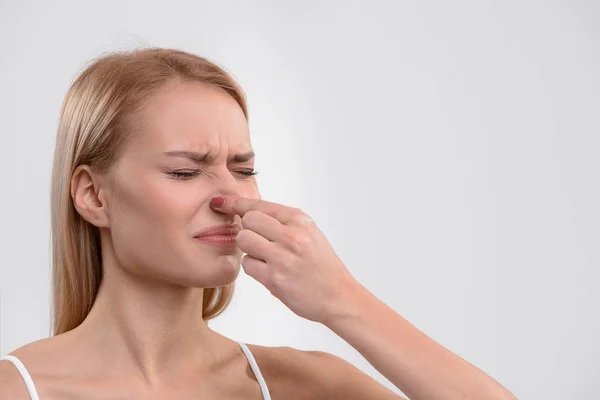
[{"left": 1, "top": 1, "right": 598, "bottom": 398}]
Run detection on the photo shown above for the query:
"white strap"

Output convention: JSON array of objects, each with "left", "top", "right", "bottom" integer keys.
[
  {"left": 237, "top": 342, "right": 271, "bottom": 400},
  {"left": 2, "top": 347, "right": 268, "bottom": 400},
  {"left": 0, "top": 355, "right": 40, "bottom": 400}
]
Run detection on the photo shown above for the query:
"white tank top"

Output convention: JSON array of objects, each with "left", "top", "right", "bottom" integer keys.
[{"left": 0, "top": 341, "right": 271, "bottom": 400}]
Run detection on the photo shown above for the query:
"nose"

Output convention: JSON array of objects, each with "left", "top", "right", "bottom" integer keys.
[{"left": 210, "top": 166, "right": 261, "bottom": 201}]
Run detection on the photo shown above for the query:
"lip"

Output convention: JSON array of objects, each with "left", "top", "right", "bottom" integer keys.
[
  {"left": 193, "top": 224, "right": 241, "bottom": 238},
  {"left": 193, "top": 235, "right": 238, "bottom": 247}
]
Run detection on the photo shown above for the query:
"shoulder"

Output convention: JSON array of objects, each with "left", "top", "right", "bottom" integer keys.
[
  {"left": 0, "top": 340, "right": 44, "bottom": 400},
  {"left": 247, "top": 344, "right": 406, "bottom": 400},
  {"left": 0, "top": 357, "right": 31, "bottom": 400},
  {"left": 0, "top": 336, "right": 66, "bottom": 400}
]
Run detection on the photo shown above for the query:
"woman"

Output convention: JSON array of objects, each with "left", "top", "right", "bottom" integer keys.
[{"left": 0, "top": 48, "right": 516, "bottom": 399}]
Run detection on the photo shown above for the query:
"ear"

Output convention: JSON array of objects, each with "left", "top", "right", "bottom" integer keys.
[{"left": 70, "top": 165, "right": 110, "bottom": 228}]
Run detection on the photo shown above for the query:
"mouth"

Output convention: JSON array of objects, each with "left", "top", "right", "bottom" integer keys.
[
  {"left": 193, "top": 224, "right": 241, "bottom": 248},
  {"left": 193, "top": 224, "right": 241, "bottom": 238},
  {"left": 193, "top": 234, "right": 238, "bottom": 247}
]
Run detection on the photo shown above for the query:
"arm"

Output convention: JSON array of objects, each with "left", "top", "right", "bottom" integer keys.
[
  {"left": 310, "top": 349, "right": 409, "bottom": 399},
  {"left": 322, "top": 279, "right": 517, "bottom": 400},
  {"left": 207, "top": 197, "right": 517, "bottom": 399}
]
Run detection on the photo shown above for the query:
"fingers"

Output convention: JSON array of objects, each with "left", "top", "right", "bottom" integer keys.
[
  {"left": 240, "top": 254, "right": 271, "bottom": 287},
  {"left": 240, "top": 210, "right": 286, "bottom": 242},
  {"left": 211, "top": 196, "right": 303, "bottom": 226},
  {"left": 236, "top": 228, "right": 273, "bottom": 262}
]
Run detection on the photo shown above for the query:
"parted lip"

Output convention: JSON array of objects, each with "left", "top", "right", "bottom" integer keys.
[{"left": 193, "top": 224, "right": 241, "bottom": 238}]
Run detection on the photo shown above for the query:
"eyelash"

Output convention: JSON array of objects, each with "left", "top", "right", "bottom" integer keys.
[{"left": 167, "top": 169, "right": 258, "bottom": 179}]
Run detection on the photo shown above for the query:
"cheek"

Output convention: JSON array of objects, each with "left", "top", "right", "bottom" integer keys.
[
  {"left": 107, "top": 177, "right": 198, "bottom": 275},
  {"left": 156, "top": 185, "right": 202, "bottom": 218},
  {"left": 118, "top": 174, "right": 200, "bottom": 229}
]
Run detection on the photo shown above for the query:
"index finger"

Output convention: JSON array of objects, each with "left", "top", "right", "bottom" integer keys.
[{"left": 210, "top": 195, "right": 301, "bottom": 225}]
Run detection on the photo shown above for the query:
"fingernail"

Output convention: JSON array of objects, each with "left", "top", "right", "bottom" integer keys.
[{"left": 211, "top": 196, "right": 225, "bottom": 207}]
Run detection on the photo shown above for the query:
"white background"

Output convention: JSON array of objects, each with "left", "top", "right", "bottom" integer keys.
[{"left": 1, "top": 1, "right": 598, "bottom": 398}]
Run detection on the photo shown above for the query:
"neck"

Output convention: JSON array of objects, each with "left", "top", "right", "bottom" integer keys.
[{"left": 70, "top": 250, "right": 231, "bottom": 386}]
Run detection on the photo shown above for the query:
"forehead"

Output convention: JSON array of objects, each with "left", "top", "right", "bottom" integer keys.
[{"left": 130, "top": 80, "right": 250, "bottom": 154}]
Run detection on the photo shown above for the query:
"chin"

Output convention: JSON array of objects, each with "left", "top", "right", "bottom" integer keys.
[{"left": 183, "top": 258, "right": 241, "bottom": 288}]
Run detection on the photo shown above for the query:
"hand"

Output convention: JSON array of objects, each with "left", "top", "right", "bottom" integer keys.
[{"left": 210, "top": 195, "right": 360, "bottom": 324}]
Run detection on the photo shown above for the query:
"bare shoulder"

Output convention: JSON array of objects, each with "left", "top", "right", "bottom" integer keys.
[
  {"left": 247, "top": 344, "right": 407, "bottom": 400},
  {"left": 0, "top": 336, "right": 58, "bottom": 400},
  {"left": 0, "top": 357, "right": 31, "bottom": 400}
]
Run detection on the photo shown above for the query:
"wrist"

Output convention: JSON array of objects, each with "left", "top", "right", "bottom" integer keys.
[{"left": 322, "top": 275, "right": 372, "bottom": 328}]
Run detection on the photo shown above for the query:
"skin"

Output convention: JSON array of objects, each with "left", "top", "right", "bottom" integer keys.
[
  {"left": 0, "top": 79, "right": 517, "bottom": 399},
  {"left": 0, "top": 80, "right": 401, "bottom": 399}
]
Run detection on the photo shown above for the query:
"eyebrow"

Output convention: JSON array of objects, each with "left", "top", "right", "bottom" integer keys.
[{"left": 162, "top": 150, "right": 255, "bottom": 163}]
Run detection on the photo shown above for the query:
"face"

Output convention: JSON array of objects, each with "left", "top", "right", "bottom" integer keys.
[{"left": 99, "top": 80, "right": 260, "bottom": 288}]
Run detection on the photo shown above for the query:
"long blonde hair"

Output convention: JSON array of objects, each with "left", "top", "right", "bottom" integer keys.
[{"left": 50, "top": 47, "right": 247, "bottom": 336}]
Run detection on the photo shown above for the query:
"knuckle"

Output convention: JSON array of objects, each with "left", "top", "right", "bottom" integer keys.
[
  {"left": 288, "top": 230, "right": 309, "bottom": 253},
  {"left": 280, "top": 252, "right": 296, "bottom": 269},
  {"left": 291, "top": 211, "right": 314, "bottom": 227},
  {"left": 294, "top": 232, "right": 310, "bottom": 247},
  {"left": 270, "top": 270, "right": 284, "bottom": 287},
  {"left": 283, "top": 229, "right": 300, "bottom": 248}
]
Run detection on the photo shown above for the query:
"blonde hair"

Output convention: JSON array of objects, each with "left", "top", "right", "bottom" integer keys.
[{"left": 50, "top": 47, "right": 247, "bottom": 336}]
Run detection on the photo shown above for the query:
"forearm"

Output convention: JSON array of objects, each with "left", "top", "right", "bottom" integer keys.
[{"left": 323, "top": 280, "right": 517, "bottom": 400}]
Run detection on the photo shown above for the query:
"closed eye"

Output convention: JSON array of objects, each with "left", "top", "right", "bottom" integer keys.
[{"left": 166, "top": 169, "right": 258, "bottom": 179}]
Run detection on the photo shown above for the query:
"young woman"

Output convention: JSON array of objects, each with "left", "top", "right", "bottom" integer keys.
[{"left": 0, "top": 48, "right": 516, "bottom": 400}]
